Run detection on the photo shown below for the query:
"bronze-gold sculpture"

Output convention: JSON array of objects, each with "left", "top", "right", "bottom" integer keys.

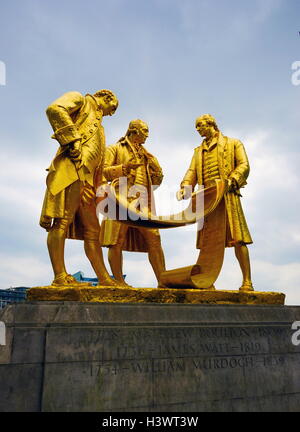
[
  {"left": 99, "top": 115, "right": 253, "bottom": 292},
  {"left": 39, "top": 89, "right": 119, "bottom": 286},
  {"left": 100, "top": 119, "right": 166, "bottom": 287},
  {"left": 28, "top": 99, "right": 286, "bottom": 305},
  {"left": 177, "top": 114, "right": 253, "bottom": 291}
]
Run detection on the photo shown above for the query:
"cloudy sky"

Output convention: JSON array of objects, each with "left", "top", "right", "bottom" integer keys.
[{"left": 0, "top": 0, "right": 299, "bottom": 304}]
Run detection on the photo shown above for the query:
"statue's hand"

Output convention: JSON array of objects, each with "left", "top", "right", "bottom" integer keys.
[
  {"left": 176, "top": 186, "right": 192, "bottom": 201},
  {"left": 123, "top": 162, "right": 142, "bottom": 175},
  {"left": 69, "top": 140, "right": 82, "bottom": 162},
  {"left": 228, "top": 178, "right": 238, "bottom": 193},
  {"left": 176, "top": 189, "right": 184, "bottom": 201},
  {"left": 39, "top": 215, "right": 52, "bottom": 231}
]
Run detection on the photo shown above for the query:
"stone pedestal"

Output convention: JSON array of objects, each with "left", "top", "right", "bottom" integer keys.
[
  {"left": 1, "top": 301, "right": 300, "bottom": 412},
  {"left": 26, "top": 285, "right": 285, "bottom": 305}
]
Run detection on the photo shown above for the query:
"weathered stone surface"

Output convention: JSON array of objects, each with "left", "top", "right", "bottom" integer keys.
[
  {"left": 26, "top": 285, "right": 285, "bottom": 305},
  {"left": 0, "top": 301, "right": 299, "bottom": 412},
  {"left": 0, "top": 364, "right": 43, "bottom": 412}
]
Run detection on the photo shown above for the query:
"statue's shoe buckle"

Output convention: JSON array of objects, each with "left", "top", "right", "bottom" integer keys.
[{"left": 239, "top": 282, "right": 254, "bottom": 292}]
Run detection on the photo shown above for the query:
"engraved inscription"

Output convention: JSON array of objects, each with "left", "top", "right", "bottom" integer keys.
[
  {"left": 89, "top": 354, "right": 286, "bottom": 377},
  {"left": 47, "top": 325, "right": 294, "bottom": 367}
]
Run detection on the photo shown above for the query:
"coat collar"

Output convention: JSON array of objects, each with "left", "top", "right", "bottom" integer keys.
[{"left": 199, "top": 132, "right": 226, "bottom": 150}]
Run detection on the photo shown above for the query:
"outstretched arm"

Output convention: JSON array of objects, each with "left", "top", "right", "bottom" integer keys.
[{"left": 177, "top": 150, "right": 198, "bottom": 200}]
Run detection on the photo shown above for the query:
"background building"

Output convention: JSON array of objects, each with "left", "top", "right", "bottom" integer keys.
[
  {"left": 0, "top": 287, "right": 28, "bottom": 309},
  {"left": 0, "top": 272, "right": 120, "bottom": 308}
]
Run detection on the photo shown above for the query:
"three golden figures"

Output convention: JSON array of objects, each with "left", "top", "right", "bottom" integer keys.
[{"left": 40, "top": 89, "right": 254, "bottom": 292}]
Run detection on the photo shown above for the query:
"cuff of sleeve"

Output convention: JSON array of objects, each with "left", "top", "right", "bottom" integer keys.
[
  {"left": 180, "top": 181, "right": 191, "bottom": 188},
  {"left": 104, "top": 164, "right": 124, "bottom": 181},
  {"left": 151, "top": 170, "right": 163, "bottom": 177},
  {"left": 229, "top": 173, "right": 247, "bottom": 189},
  {"left": 151, "top": 172, "right": 163, "bottom": 185},
  {"left": 229, "top": 172, "right": 241, "bottom": 187},
  {"left": 53, "top": 125, "right": 81, "bottom": 146}
]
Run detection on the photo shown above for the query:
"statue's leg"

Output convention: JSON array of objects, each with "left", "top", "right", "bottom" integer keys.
[
  {"left": 140, "top": 228, "right": 166, "bottom": 284},
  {"left": 47, "top": 217, "right": 70, "bottom": 281},
  {"left": 107, "top": 224, "right": 129, "bottom": 285},
  {"left": 84, "top": 238, "right": 116, "bottom": 287},
  {"left": 79, "top": 202, "right": 118, "bottom": 287},
  {"left": 234, "top": 243, "right": 254, "bottom": 291},
  {"left": 47, "top": 181, "right": 80, "bottom": 284}
]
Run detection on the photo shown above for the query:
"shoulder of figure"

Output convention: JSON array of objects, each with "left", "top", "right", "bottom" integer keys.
[
  {"left": 106, "top": 141, "right": 124, "bottom": 153},
  {"left": 221, "top": 136, "right": 243, "bottom": 150},
  {"left": 194, "top": 144, "right": 202, "bottom": 152},
  {"left": 225, "top": 135, "right": 242, "bottom": 144},
  {"left": 58, "top": 90, "right": 83, "bottom": 102},
  {"left": 143, "top": 145, "right": 154, "bottom": 155},
  {"left": 106, "top": 142, "right": 118, "bottom": 150},
  {"left": 64, "top": 90, "right": 83, "bottom": 98},
  {"left": 47, "top": 91, "right": 84, "bottom": 110}
]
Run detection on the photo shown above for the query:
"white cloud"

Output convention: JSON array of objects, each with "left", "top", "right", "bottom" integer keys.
[
  {"left": 251, "top": 260, "right": 300, "bottom": 305},
  {"left": 176, "top": 0, "right": 284, "bottom": 52},
  {"left": 122, "top": 256, "right": 156, "bottom": 287},
  {"left": 0, "top": 254, "right": 52, "bottom": 289},
  {"left": 0, "top": 150, "right": 47, "bottom": 221}
]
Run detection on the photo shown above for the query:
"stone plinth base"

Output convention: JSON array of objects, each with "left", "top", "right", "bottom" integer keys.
[
  {"left": 1, "top": 301, "right": 300, "bottom": 412},
  {"left": 26, "top": 285, "right": 285, "bottom": 305}
]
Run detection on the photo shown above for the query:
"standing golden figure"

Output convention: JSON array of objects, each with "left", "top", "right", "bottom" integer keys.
[
  {"left": 100, "top": 119, "right": 166, "bottom": 287},
  {"left": 177, "top": 114, "right": 254, "bottom": 291},
  {"left": 39, "top": 89, "right": 118, "bottom": 286}
]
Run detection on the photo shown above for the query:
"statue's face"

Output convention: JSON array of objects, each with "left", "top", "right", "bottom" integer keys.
[
  {"left": 97, "top": 96, "right": 118, "bottom": 116},
  {"left": 195, "top": 118, "right": 215, "bottom": 138},
  {"left": 137, "top": 123, "right": 149, "bottom": 143},
  {"left": 130, "top": 121, "right": 149, "bottom": 145}
]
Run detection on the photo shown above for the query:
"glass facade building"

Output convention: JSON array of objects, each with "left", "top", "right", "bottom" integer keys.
[
  {"left": 0, "top": 287, "right": 28, "bottom": 309},
  {"left": 0, "top": 272, "right": 122, "bottom": 309}
]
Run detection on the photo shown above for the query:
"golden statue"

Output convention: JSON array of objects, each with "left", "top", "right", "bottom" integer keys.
[
  {"left": 100, "top": 119, "right": 166, "bottom": 287},
  {"left": 29, "top": 107, "right": 285, "bottom": 305},
  {"left": 39, "top": 89, "right": 119, "bottom": 286},
  {"left": 177, "top": 114, "right": 253, "bottom": 291}
]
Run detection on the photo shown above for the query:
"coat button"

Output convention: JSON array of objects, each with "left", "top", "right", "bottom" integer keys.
[
  {"left": 90, "top": 129, "right": 93, "bottom": 133},
  {"left": 94, "top": 123, "right": 98, "bottom": 127}
]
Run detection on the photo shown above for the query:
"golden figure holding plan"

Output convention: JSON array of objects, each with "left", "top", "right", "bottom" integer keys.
[
  {"left": 39, "top": 89, "right": 118, "bottom": 286},
  {"left": 177, "top": 114, "right": 253, "bottom": 291},
  {"left": 100, "top": 119, "right": 166, "bottom": 287}
]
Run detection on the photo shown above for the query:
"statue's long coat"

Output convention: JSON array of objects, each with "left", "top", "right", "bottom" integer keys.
[
  {"left": 181, "top": 133, "right": 253, "bottom": 248},
  {"left": 100, "top": 138, "right": 163, "bottom": 252},
  {"left": 40, "top": 91, "right": 105, "bottom": 239}
]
